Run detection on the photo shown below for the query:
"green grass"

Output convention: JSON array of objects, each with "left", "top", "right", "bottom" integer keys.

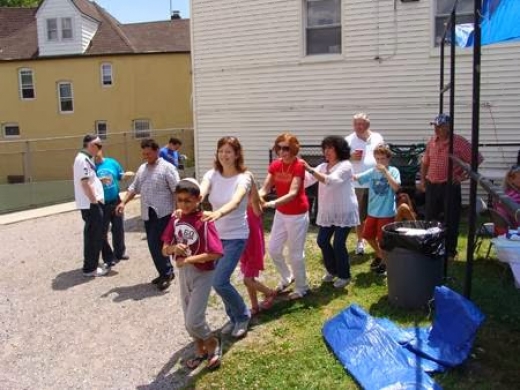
[{"left": 184, "top": 217, "right": 520, "bottom": 390}]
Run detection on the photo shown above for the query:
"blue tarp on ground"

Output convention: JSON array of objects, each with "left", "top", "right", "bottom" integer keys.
[
  {"left": 322, "top": 286, "right": 485, "bottom": 390},
  {"left": 456, "top": 0, "right": 520, "bottom": 47}
]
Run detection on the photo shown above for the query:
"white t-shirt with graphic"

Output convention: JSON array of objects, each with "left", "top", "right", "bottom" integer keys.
[{"left": 73, "top": 151, "right": 104, "bottom": 209}]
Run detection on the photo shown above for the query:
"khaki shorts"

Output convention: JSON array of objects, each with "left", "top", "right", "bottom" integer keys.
[{"left": 355, "top": 188, "right": 369, "bottom": 222}]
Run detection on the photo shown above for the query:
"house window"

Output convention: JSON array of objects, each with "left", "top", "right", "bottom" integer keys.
[
  {"left": 96, "top": 121, "right": 108, "bottom": 140},
  {"left": 19, "top": 68, "right": 35, "bottom": 100},
  {"left": 61, "top": 17, "right": 73, "bottom": 39},
  {"left": 2, "top": 123, "right": 20, "bottom": 138},
  {"left": 46, "top": 18, "right": 58, "bottom": 41},
  {"left": 101, "top": 63, "right": 113, "bottom": 86},
  {"left": 58, "top": 82, "right": 74, "bottom": 113},
  {"left": 133, "top": 119, "right": 151, "bottom": 139},
  {"left": 434, "top": 0, "right": 473, "bottom": 46},
  {"left": 305, "top": 0, "right": 341, "bottom": 55}
]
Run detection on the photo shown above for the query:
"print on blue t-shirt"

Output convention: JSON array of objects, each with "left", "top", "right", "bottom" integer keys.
[
  {"left": 357, "top": 166, "right": 401, "bottom": 218},
  {"left": 95, "top": 157, "right": 124, "bottom": 203}
]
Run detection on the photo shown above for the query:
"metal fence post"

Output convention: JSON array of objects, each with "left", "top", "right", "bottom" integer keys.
[{"left": 23, "top": 140, "right": 32, "bottom": 182}]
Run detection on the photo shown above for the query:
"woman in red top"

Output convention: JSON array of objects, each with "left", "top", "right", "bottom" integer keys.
[{"left": 259, "top": 133, "right": 310, "bottom": 300}]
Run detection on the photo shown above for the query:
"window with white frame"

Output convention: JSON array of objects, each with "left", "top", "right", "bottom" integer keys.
[
  {"left": 305, "top": 0, "right": 341, "bottom": 56},
  {"left": 101, "top": 63, "right": 113, "bottom": 86},
  {"left": 61, "top": 17, "right": 73, "bottom": 39},
  {"left": 133, "top": 119, "right": 151, "bottom": 139},
  {"left": 46, "top": 18, "right": 58, "bottom": 41},
  {"left": 2, "top": 123, "right": 20, "bottom": 138},
  {"left": 95, "top": 121, "right": 108, "bottom": 140},
  {"left": 434, "top": 0, "right": 473, "bottom": 46},
  {"left": 58, "top": 82, "right": 74, "bottom": 113},
  {"left": 19, "top": 68, "right": 35, "bottom": 100}
]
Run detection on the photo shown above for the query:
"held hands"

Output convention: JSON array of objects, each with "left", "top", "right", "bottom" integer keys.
[
  {"left": 115, "top": 203, "right": 125, "bottom": 215},
  {"left": 201, "top": 210, "right": 222, "bottom": 222}
]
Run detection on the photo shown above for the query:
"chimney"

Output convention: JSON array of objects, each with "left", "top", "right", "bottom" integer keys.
[{"left": 171, "top": 10, "right": 181, "bottom": 20}]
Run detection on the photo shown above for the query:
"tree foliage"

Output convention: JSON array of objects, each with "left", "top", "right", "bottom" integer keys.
[{"left": 0, "top": 0, "right": 42, "bottom": 7}]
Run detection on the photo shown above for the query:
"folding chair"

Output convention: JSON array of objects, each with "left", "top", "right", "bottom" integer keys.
[{"left": 474, "top": 198, "right": 495, "bottom": 259}]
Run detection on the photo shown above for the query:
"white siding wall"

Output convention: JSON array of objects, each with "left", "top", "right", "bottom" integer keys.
[
  {"left": 81, "top": 16, "right": 99, "bottom": 53},
  {"left": 191, "top": 0, "right": 520, "bottom": 201},
  {"left": 36, "top": 0, "right": 84, "bottom": 56}
]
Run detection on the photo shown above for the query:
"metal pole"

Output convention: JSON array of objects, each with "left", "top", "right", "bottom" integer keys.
[
  {"left": 444, "top": 9, "right": 457, "bottom": 277},
  {"left": 464, "top": 0, "right": 483, "bottom": 299},
  {"left": 23, "top": 140, "right": 32, "bottom": 182},
  {"left": 439, "top": 44, "right": 445, "bottom": 113}
]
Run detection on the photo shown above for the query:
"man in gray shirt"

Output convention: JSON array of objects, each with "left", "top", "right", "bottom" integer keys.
[{"left": 118, "top": 138, "right": 179, "bottom": 290}]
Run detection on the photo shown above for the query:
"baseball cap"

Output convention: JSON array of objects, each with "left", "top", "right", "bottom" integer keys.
[
  {"left": 83, "top": 134, "right": 102, "bottom": 146},
  {"left": 430, "top": 113, "right": 451, "bottom": 126},
  {"left": 179, "top": 177, "right": 200, "bottom": 189}
]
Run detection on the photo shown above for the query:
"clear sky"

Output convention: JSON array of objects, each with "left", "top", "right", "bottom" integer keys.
[{"left": 94, "top": 0, "right": 190, "bottom": 23}]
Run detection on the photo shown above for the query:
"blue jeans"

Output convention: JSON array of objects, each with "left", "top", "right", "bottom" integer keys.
[
  {"left": 144, "top": 208, "right": 173, "bottom": 278},
  {"left": 101, "top": 199, "right": 126, "bottom": 264},
  {"left": 317, "top": 226, "right": 352, "bottom": 279},
  {"left": 213, "top": 239, "right": 249, "bottom": 323}
]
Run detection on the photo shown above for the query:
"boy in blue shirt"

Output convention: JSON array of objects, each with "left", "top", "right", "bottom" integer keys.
[
  {"left": 159, "top": 137, "right": 183, "bottom": 168},
  {"left": 354, "top": 144, "right": 401, "bottom": 275},
  {"left": 95, "top": 151, "right": 134, "bottom": 264}
]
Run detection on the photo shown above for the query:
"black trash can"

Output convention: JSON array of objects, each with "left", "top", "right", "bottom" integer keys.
[{"left": 381, "top": 221, "right": 445, "bottom": 309}]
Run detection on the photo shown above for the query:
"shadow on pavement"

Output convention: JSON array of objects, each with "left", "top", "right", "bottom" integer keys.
[
  {"left": 135, "top": 342, "right": 195, "bottom": 390},
  {"left": 52, "top": 268, "right": 119, "bottom": 291},
  {"left": 100, "top": 282, "right": 168, "bottom": 302}
]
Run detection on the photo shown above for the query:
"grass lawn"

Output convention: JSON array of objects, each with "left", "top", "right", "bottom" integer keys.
[{"left": 184, "top": 217, "right": 520, "bottom": 390}]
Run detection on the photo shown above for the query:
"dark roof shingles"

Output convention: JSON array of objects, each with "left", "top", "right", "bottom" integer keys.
[{"left": 0, "top": 1, "right": 189, "bottom": 61}]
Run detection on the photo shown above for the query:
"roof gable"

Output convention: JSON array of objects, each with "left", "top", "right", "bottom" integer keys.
[{"left": 0, "top": 0, "right": 190, "bottom": 61}]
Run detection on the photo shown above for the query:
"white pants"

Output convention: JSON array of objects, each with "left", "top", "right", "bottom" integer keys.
[{"left": 268, "top": 211, "right": 309, "bottom": 294}]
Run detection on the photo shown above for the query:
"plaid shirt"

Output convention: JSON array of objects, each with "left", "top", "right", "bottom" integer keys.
[
  {"left": 129, "top": 158, "right": 179, "bottom": 220},
  {"left": 423, "top": 134, "right": 483, "bottom": 183}
]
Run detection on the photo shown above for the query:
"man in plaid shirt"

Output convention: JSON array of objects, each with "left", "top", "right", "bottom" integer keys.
[
  {"left": 118, "top": 138, "right": 180, "bottom": 290},
  {"left": 419, "top": 114, "right": 483, "bottom": 260}
]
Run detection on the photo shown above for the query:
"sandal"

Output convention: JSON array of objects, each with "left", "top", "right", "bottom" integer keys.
[
  {"left": 251, "top": 306, "right": 261, "bottom": 316},
  {"left": 288, "top": 289, "right": 308, "bottom": 301},
  {"left": 275, "top": 277, "right": 295, "bottom": 293},
  {"left": 206, "top": 338, "right": 222, "bottom": 370},
  {"left": 185, "top": 354, "right": 208, "bottom": 369},
  {"left": 259, "top": 291, "right": 277, "bottom": 310}
]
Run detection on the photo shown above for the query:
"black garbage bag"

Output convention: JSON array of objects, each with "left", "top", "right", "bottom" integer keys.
[{"left": 381, "top": 221, "right": 446, "bottom": 258}]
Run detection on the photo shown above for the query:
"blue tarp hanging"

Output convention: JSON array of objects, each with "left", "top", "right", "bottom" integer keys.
[
  {"left": 456, "top": 0, "right": 520, "bottom": 47},
  {"left": 322, "top": 286, "right": 485, "bottom": 390}
]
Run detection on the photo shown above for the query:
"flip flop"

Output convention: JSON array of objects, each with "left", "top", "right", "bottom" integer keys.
[
  {"left": 259, "top": 291, "right": 277, "bottom": 310},
  {"left": 206, "top": 338, "right": 222, "bottom": 370},
  {"left": 185, "top": 354, "right": 208, "bottom": 369}
]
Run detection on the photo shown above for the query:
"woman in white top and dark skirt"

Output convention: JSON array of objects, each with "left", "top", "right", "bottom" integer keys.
[
  {"left": 200, "top": 136, "right": 252, "bottom": 338},
  {"left": 303, "top": 136, "right": 359, "bottom": 289}
]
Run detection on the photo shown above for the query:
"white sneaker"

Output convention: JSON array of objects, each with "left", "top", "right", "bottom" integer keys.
[
  {"left": 355, "top": 241, "right": 365, "bottom": 255},
  {"left": 221, "top": 321, "right": 235, "bottom": 335},
  {"left": 333, "top": 278, "right": 351, "bottom": 289},
  {"left": 232, "top": 317, "right": 250, "bottom": 338},
  {"left": 322, "top": 273, "right": 335, "bottom": 283},
  {"left": 83, "top": 266, "right": 109, "bottom": 277}
]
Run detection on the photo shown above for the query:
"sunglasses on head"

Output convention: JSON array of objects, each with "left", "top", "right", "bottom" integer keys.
[{"left": 511, "top": 164, "right": 520, "bottom": 173}]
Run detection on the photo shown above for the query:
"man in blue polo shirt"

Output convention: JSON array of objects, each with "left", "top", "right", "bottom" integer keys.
[
  {"left": 159, "top": 137, "right": 182, "bottom": 168},
  {"left": 95, "top": 150, "right": 134, "bottom": 265}
]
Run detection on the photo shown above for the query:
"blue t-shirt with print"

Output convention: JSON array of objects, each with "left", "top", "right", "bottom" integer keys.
[
  {"left": 95, "top": 157, "right": 124, "bottom": 203},
  {"left": 357, "top": 166, "right": 401, "bottom": 218},
  {"left": 159, "top": 147, "right": 179, "bottom": 167}
]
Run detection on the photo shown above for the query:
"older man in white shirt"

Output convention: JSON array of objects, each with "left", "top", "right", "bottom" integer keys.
[
  {"left": 73, "top": 134, "right": 109, "bottom": 277},
  {"left": 345, "top": 113, "right": 384, "bottom": 256}
]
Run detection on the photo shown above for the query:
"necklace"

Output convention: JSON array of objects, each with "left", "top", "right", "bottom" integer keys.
[{"left": 281, "top": 159, "right": 294, "bottom": 175}]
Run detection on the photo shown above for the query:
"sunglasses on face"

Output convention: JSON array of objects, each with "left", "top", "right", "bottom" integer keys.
[{"left": 277, "top": 145, "right": 291, "bottom": 152}]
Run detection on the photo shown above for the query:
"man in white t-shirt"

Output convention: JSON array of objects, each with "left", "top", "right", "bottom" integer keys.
[
  {"left": 345, "top": 113, "right": 384, "bottom": 255},
  {"left": 73, "top": 134, "right": 108, "bottom": 277}
]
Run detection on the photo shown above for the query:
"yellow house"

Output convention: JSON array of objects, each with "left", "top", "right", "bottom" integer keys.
[{"left": 0, "top": 0, "right": 192, "bottom": 186}]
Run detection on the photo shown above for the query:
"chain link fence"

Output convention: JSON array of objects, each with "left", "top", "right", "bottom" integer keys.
[{"left": 0, "top": 128, "right": 194, "bottom": 213}]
